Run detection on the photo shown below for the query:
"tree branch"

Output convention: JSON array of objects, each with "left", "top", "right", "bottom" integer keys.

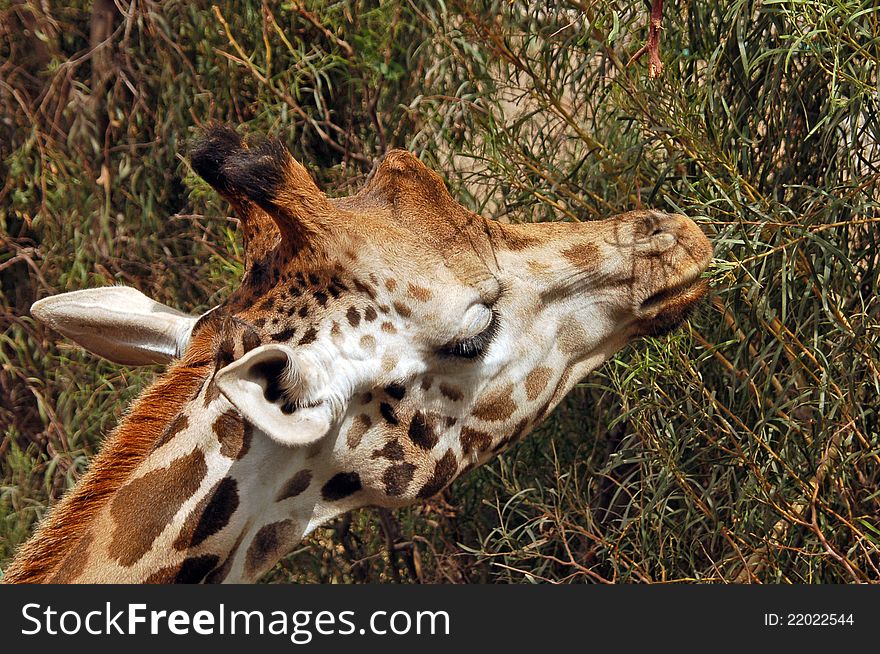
[{"left": 627, "top": 0, "right": 664, "bottom": 78}]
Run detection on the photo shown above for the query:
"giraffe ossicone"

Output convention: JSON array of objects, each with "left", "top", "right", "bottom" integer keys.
[{"left": 6, "top": 124, "right": 713, "bottom": 583}]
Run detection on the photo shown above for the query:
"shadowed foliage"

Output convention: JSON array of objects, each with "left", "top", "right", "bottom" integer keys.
[{"left": 1, "top": 0, "right": 878, "bottom": 583}]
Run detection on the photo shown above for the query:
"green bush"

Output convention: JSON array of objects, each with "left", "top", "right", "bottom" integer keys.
[{"left": 2, "top": 0, "right": 878, "bottom": 582}]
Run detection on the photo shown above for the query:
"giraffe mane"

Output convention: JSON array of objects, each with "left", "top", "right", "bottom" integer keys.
[{"left": 2, "top": 343, "right": 215, "bottom": 583}]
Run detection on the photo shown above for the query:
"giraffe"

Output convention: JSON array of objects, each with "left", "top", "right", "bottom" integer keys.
[{"left": 4, "top": 125, "right": 712, "bottom": 583}]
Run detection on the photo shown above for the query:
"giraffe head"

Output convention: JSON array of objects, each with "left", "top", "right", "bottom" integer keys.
[{"left": 20, "top": 125, "right": 712, "bottom": 582}]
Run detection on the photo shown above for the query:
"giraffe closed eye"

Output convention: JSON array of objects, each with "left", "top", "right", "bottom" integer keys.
[{"left": 439, "top": 304, "right": 500, "bottom": 359}]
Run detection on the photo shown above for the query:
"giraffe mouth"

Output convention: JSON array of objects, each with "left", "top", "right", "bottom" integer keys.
[
  {"left": 635, "top": 276, "right": 708, "bottom": 337},
  {"left": 640, "top": 274, "right": 707, "bottom": 314}
]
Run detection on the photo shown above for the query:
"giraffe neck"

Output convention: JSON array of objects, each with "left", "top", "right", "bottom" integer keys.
[
  {"left": 4, "top": 357, "right": 355, "bottom": 584},
  {"left": 3, "top": 358, "right": 210, "bottom": 583}
]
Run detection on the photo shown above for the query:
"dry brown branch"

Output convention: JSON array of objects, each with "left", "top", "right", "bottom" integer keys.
[{"left": 628, "top": 0, "right": 664, "bottom": 78}]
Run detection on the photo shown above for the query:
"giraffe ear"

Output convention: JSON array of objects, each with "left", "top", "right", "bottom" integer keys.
[
  {"left": 213, "top": 343, "right": 333, "bottom": 447},
  {"left": 30, "top": 286, "right": 201, "bottom": 366}
]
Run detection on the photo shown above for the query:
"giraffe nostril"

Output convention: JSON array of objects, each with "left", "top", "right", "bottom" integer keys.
[
  {"left": 635, "top": 212, "right": 680, "bottom": 242},
  {"left": 643, "top": 221, "right": 673, "bottom": 240},
  {"left": 641, "top": 212, "right": 691, "bottom": 245}
]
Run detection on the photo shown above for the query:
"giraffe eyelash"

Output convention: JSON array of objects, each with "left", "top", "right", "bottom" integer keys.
[{"left": 439, "top": 310, "right": 500, "bottom": 359}]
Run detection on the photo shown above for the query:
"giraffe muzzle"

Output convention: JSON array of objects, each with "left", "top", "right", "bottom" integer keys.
[{"left": 632, "top": 213, "right": 713, "bottom": 334}]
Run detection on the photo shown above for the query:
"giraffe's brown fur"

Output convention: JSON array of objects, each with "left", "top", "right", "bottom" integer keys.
[
  {"left": 109, "top": 448, "right": 208, "bottom": 566},
  {"left": 213, "top": 410, "right": 252, "bottom": 459},
  {"left": 275, "top": 470, "right": 312, "bottom": 502},
  {"left": 470, "top": 383, "right": 517, "bottom": 422},
  {"left": 173, "top": 476, "right": 240, "bottom": 551}
]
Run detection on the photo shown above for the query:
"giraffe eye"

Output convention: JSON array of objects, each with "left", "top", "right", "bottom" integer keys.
[{"left": 439, "top": 310, "right": 500, "bottom": 359}]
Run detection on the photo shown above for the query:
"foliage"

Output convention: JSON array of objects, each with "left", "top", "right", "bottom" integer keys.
[{"left": 1, "top": 0, "right": 878, "bottom": 582}]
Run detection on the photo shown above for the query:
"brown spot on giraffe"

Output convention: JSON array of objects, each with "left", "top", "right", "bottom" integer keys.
[
  {"left": 393, "top": 302, "right": 412, "bottom": 318},
  {"left": 471, "top": 383, "right": 517, "bottom": 422},
  {"left": 213, "top": 409, "right": 252, "bottom": 459},
  {"left": 408, "top": 412, "right": 438, "bottom": 450},
  {"left": 562, "top": 242, "right": 600, "bottom": 270},
  {"left": 353, "top": 278, "right": 376, "bottom": 299},
  {"left": 346, "top": 306, "right": 361, "bottom": 327},
  {"left": 245, "top": 520, "right": 299, "bottom": 578},
  {"left": 417, "top": 449, "right": 458, "bottom": 499},
  {"left": 407, "top": 283, "right": 432, "bottom": 302},
  {"left": 381, "top": 321, "right": 396, "bottom": 334},
  {"left": 298, "top": 327, "right": 318, "bottom": 345},
  {"left": 360, "top": 334, "right": 376, "bottom": 352},
  {"left": 143, "top": 563, "right": 182, "bottom": 584},
  {"left": 384, "top": 383, "right": 406, "bottom": 400},
  {"left": 109, "top": 449, "right": 208, "bottom": 567},
  {"left": 380, "top": 402, "right": 399, "bottom": 425},
  {"left": 460, "top": 427, "right": 492, "bottom": 456},
  {"left": 383, "top": 462, "right": 417, "bottom": 497},
  {"left": 173, "top": 477, "right": 239, "bottom": 550},
  {"left": 384, "top": 278, "right": 397, "bottom": 292},
  {"left": 276, "top": 469, "right": 312, "bottom": 501},
  {"left": 527, "top": 260, "right": 551, "bottom": 275},
  {"left": 557, "top": 317, "right": 588, "bottom": 355},
  {"left": 372, "top": 438, "right": 405, "bottom": 461},
  {"left": 173, "top": 554, "right": 221, "bottom": 584},
  {"left": 525, "top": 367, "right": 553, "bottom": 401},
  {"left": 321, "top": 472, "right": 362, "bottom": 501},
  {"left": 347, "top": 414, "right": 372, "bottom": 449},
  {"left": 271, "top": 326, "right": 296, "bottom": 342},
  {"left": 439, "top": 383, "right": 464, "bottom": 402},
  {"left": 364, "top": 305, "right": 378, "bottom": 322}
]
